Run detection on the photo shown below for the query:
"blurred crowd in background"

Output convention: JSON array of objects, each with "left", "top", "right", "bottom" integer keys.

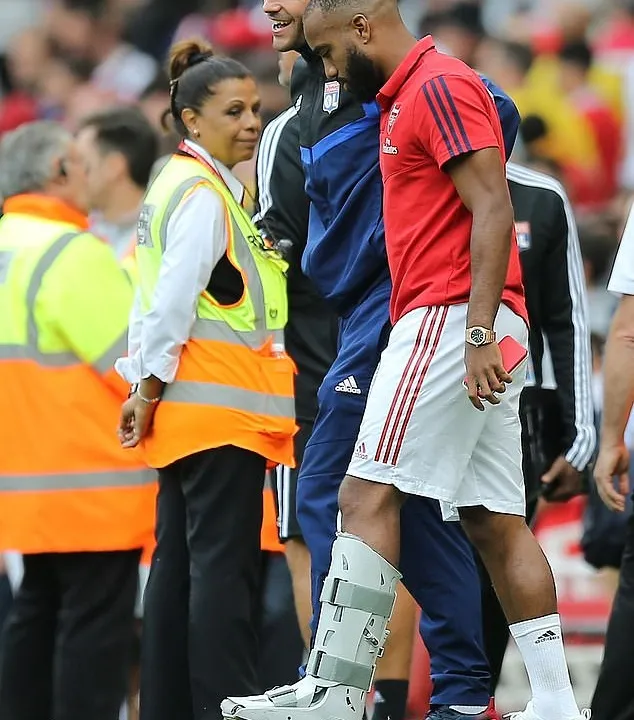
[
  {"left": 1, "top": 0, "right": 634, "bottom": 710},
  {"left": 1, "top": 0, "right": 632, "bottom": 340}
]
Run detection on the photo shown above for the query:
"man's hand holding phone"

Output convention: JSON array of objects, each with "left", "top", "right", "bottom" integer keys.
[{"left": 464, "top": 333, "right": 528, "bottom": 412}]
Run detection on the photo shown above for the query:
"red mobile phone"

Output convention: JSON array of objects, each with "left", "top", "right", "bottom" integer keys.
[
  {"left": 498, "top": 334, "right": 528, "bottom": 374},
  {"left": 463, "top": 335, "right": 528, "bottom": 391}
]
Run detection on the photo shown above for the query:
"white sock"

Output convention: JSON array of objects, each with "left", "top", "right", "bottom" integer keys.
[
  {"left": 510, "top": 614, "right": 580, "bottom": 720},
  {"left": 449, "top": 706, "right": 488, "bottom": 715}
]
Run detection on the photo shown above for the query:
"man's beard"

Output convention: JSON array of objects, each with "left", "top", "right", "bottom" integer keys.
[{"left": 342, "top": 45, "right": 385, "bottom": 104}]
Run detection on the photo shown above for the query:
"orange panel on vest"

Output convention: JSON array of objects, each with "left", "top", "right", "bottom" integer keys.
[{"left": 261, "top": 486, "right": 283, "bottom": 553}]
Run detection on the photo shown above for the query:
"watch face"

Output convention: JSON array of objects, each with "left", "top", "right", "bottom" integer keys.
[{"left": 470, "top": 328, "right": 485, "bottom": 345}]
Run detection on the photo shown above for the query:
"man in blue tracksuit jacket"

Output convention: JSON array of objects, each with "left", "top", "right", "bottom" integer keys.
[{"left": 223, "top": 3, "right": 520, "bottom": 719}]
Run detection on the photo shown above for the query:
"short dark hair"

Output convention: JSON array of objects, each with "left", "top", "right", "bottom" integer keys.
[
  {"left": 78, "top": 106, "right": 159, "bottom": 189},
  {"left": 167, "top": 39, "right": 251, "bottom": 138},
  {"left": 422, "top": 3, "right": 485, "bottom": 38},
  {"left": 520, "top": 114, "right": 548, "bottom": 144},
  {"left": 305, "top": 0, "right": 390, "bottom": 18},
  {"left": 558, "top": 41, "right": 593, "bottom": 72},
  {"left": 500, "top": 40, "right": 534, "bottom": 76},
  {"left": 140, "top": 70, "right": 170, "bottom": 100}
]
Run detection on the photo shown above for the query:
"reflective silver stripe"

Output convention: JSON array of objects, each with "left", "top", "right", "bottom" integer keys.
[
  {"left": 230, "top": 212, "right": 267, "bottom": 334},
  {"left": 0, "top": 232, "right": 83, "bottom": 365},
  {"left": 93, "top": 329, "right": 128, "bottom": 374},
  {"left": 190, "top": 317, "right": 284, "bottom": 349},
  {"left": 164, "top": 380, "right": 294, "bottom": 418},
  {"left": 0, "top": 468, "right": 155, "bottom": 492},
  {"left": 159, "top": 176, "right": 210, "bottom": 251},
  {"left": 0, "top": 344, "right": 28, "bottom": 360}
]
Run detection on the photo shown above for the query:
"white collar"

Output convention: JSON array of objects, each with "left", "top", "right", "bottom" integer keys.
[{"left": 183, "top": 139, "right": 245, "bottom": 204}]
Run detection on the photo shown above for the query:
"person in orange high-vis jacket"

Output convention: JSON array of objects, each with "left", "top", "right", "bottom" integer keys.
[
  {"left": 115, "top": 41, "right": 296, "bottom": 720},
  {"left": 75, "top": 105, "right": 161, "bottom": 720},
  {"left": 0, "top": 120, "right": 156, "bottom": 720}
]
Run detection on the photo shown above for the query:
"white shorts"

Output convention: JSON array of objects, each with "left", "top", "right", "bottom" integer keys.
[{"left": 347, "top": 303, "right": 528, "bottom": 519}]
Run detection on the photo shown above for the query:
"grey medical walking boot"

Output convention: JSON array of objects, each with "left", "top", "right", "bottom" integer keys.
[{"left": 221, "top": 533, "right": 401, "bottom": 720}]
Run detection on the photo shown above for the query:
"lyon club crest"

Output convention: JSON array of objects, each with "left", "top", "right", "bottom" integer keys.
[
  {"left": 387, "top": 103, "right": 401, "bottom": 134},
  {"left": 514, "top": 221, "right": 531, "bottom": 251},
  {"left": 323, "top": 81, "right": 340, "bottom": 113}
]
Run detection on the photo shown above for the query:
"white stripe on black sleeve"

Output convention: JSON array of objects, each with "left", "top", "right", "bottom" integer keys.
[
  {"left": 506, "top": 163, "right": 596, "bottom": 470},
  {"left": 253, "top": 105, "right": 298, "bottom": 225}
]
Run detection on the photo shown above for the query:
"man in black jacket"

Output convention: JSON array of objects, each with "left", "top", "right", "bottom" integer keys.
[
  {"left": 479, "top": 161, "right": 595, "bottom": 692},
  {"left": 253, "top": 53, "right": 339, "bottom": 653}
]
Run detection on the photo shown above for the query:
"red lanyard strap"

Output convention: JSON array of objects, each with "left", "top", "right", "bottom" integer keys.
[{"left": 178, "top": 141, "right": 225, "bottom": 182}]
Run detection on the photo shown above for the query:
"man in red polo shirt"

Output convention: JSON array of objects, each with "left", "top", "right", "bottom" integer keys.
[{"left": 271, "top": 2, "right": 586, "bottom": 720}]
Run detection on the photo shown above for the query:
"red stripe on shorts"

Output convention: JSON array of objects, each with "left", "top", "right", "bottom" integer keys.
[
  {"left": 387, "top": 305, "right": 448, "bottom": 466},
  {"left": 374, "top": 307, "right": 438, "bottom": 464}
]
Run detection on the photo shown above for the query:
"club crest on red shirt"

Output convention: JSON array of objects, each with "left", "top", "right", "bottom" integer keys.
[
  {"left": 387, "top": 103, "right": 401, "bottom": 134},
  {"left": 323, "top": 81, "right": 340, "bottom": 113}
]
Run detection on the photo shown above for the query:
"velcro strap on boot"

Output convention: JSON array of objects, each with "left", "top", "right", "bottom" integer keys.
[
  {"left": 306, "top": 650, "right": 374, "bottom": 691},
  {"left": 320, "top": 577, "right": 394, "bottom": 618},
  {"left": 265, "top": 686, "right": 298, "bottom": 707}
]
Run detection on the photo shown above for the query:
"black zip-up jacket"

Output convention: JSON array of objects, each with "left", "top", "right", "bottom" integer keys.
[
  {"left": 507, "top": 162, "right": 595, "bottom": 473},
  {"left": 254, "top": 103, "right": 338, "bottom": 425}
]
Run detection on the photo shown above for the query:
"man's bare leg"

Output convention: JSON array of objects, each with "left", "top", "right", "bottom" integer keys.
[
  {"left": 461, "top": 507, "right": 581, "bottom": 719},
  {"left": 284, "top": 538, "right": 312, "bottom": 650},
  {"left": 338, "top": 475, "right": 404, "bottom": 564}
]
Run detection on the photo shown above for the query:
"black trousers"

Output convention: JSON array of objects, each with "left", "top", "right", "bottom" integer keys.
[
  {"left": 140, "top": 445, "right": 266, "bottom": 720},
  {"left": 0, "top": 549, "right": 140, "bottom": 720},
  {"left": 256, "top": 551, "right": 304, "bottom": 690},
  {"left": 590, "top": 511, "right": 634, "bottom": 720}
]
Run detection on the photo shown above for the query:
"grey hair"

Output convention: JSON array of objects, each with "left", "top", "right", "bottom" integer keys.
[{"left": 0, "top": 121, "right": 72, "bottom": 200}]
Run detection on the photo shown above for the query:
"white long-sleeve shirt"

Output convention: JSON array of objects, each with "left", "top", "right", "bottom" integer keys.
[
  {"left": 608, "top": 202, "right": 634, "bottom": 297},
  {"left": 115, "top": 140, "right": 245, "bottom": 385}
]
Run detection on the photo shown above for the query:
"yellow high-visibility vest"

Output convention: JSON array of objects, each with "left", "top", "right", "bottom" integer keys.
[
  {"left": 0, "top": 198, "right": 156, "bottom": 553},
  {"left": 135, "top": 153, "right": 297, "bottom": 470}
]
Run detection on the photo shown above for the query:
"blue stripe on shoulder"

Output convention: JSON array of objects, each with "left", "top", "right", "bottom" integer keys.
[{"left": 301, "top": 101, "right": 380, "bottom": 165}]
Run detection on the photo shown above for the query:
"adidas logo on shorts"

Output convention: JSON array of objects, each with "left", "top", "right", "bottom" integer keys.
[
  {"left": 354, "top": 442, "right": 368, "bottom": 460},
  {"left": 335, "top": 375, "right": 362, "bottom": 394},
  {"left": 535, "top": 630, "right": 559, "bottom": 644}
]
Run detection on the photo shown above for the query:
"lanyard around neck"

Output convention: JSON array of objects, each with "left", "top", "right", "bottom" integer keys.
[
  {"left": 177, "top": 141, "right": 283, "bottom": 260},
  {"left": 177, "top": 141, "right": 237, "bottom": 198}
]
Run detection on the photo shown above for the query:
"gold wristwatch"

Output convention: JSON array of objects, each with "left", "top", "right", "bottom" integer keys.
[{"left": 465, "top": 326, "right": 496, "bottom": 347}]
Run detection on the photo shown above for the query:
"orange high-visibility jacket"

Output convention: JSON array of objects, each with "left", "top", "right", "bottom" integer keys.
[{"left": 0, "top": 194, "right": 156, "bottom": 554}]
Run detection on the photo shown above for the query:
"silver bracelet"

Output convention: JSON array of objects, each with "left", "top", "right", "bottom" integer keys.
[{"left": 137, "top": 389, "right": 161, "bottom": 405}]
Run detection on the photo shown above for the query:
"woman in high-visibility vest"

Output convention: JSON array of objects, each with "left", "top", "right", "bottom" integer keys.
[{"left": 115, "top": 39, "right": 297, "bottom": 720}]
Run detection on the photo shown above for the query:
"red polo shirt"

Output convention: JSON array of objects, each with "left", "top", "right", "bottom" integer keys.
[{"left": 376, "top": 37, "right": 527, "bottom": 325}]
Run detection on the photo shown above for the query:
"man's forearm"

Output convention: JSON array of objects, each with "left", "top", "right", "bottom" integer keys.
[
  {"left": 602, "top": 308, "right": 634, "bottom": 446},
  {"left": 467, "top": 202, "right": 513, "bottom": 328}
]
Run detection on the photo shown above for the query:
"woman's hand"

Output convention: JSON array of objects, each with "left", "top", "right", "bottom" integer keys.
[{"left": 118, "top": 393, "right": 160, "bottom": 448}]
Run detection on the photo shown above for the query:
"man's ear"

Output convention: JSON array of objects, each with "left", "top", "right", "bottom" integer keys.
[
  {"left": 351, "top": 13, "right": 371, "bottom": 44},
  {"left": 49, "top": 157, "right": 68, "bottom": 189}
]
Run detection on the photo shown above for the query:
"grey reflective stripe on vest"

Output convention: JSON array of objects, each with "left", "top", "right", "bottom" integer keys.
[
  {"left": 0, "top": 345, "right": 28, "bottom": 360},
  {"left": 92, "top": 329, "right": 128, "bottom": 374},
  {"left": 0, "top": 232, "right": 82, "bottom": 365},
  {"left": 230, "top": 213, "right": 267, "bottom": 334},
  {"left": 159, "top": 176, "right": 210, "bottom": 251},
  {"left": 0, "top": 232, "right": 126, "bottom": 372},
  {"left": 189, "top": 317, "right": 284, "bottom": 350},
  {"left": 164, "top": 379, "right": 294, "bottom": 418},
  {"left": 0, "top": 467, "right": 155, "bottom": 492}
]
